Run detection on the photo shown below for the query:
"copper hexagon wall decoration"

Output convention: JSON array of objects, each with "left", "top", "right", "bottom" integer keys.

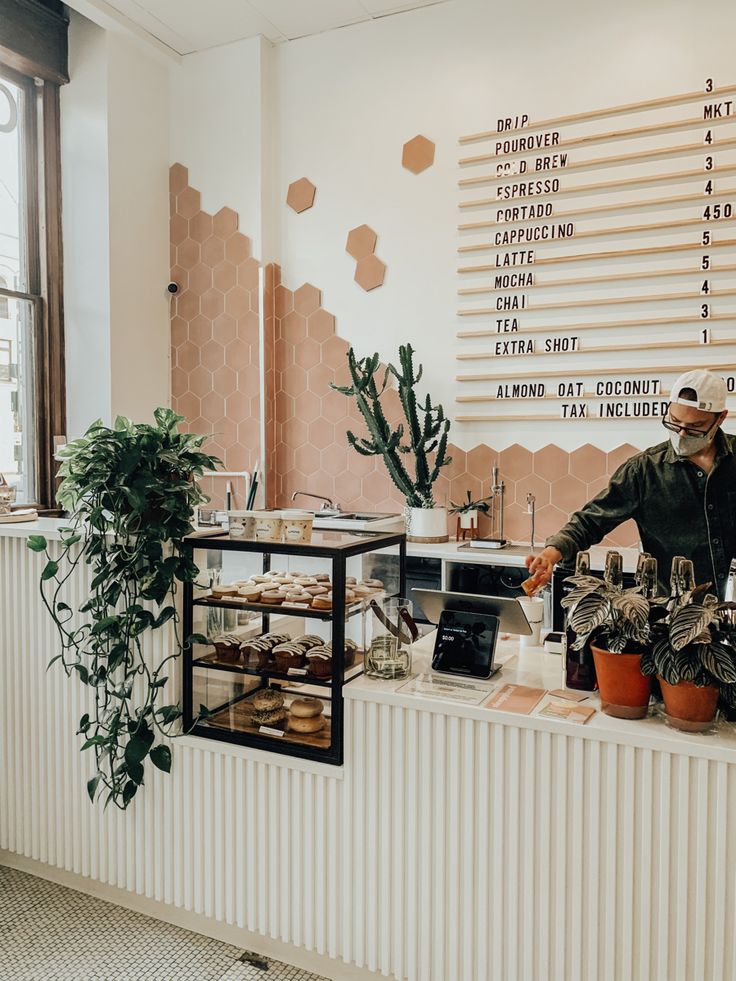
[
  {"left": 402, "top": 134, "right": 435, "bottom": 174},
  {"left": 354, "top": 254, "right": 387, "bottom": 292},
  {"left": 286, "top": 177, "right": 316, "bottom": 213},
  {"left": 346, "top": 224, "right": 378, "bottom": 260}
]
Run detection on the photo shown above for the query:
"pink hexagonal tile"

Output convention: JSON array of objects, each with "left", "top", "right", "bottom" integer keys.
[
  {"left": 466, "top": 444, "right": 494, "bottom": 482},
  {"left": 321, "top": 444, "right": 348, "bottom": 478},
  {"left": 212, "top": 312, "right": 237, "bottom": 345},
  {"left": 294, "top": 283, "right": 321, "bottom": 316},
  {"left": 337, "top": 470, "right": 362, "bottom": 504},
  {"left": 177, "top": 186, "right": 200, "bottom": 219},
  {"left": 201, "top": 390, "right": 225, "bottom": 424},
  {"left": 282, "top": 311, "right": 307, "bottom": 345},
  {"left": 606, "top": 519, "right": 640, "bottom": 549},
  {"left": 322, "top": 393, "right": 348, "bottom": 424},
  {"left": 225, "top": 233, "right": 251, "bottom": 264},
  {"left": 346, "top": 225, "right": 377, "bottom": 260},
  {"left": 535, "top": 504, "right": 568, "bottom": 541},
  {"left": 275, "top": 337, "right": 294, "bottom": 373},
  {"left": 275, "top": 391, "right": 294, "bottom": 421},
  {"left": 237, "top": 418, "right": 259, "bottom": 448},
  {"left": 286, "top": 178, "right": 316, "bottom": 213},
  {"left": 514, "top": 472, "right": 551, "bottom": 509},
  {"left": 294, "top": 389, "right": 320, "bottom": 422},
  {"left": 169, "top": 163, "right": 188, "bottom": 195},
  {"left": 224, "top": 286, "right": 250, "bottom": 319},
  {"left": 171, "top": 316, "right": 187, "bottom": 349},
  {"left": 189, "top": 262, "right": 212, "bottom": 294},
  {"left": 499, "top": 443, "right": 533, "bottom": 481},
  {"left": 213, "top": 364, "right": 237, "bottom": 398},
  {"left": 275, "top": 285, "right": 293, "bottom": 318},
  {"left": 307, "top": 309, "right": 335, "bottom": 343},
  {"left": 322, "top": 335, "right": 348, "bottom": 371},
  {"left": 363, "top": 474, "right": 388, "bottom": 505},
  {"left": 200, "top": 288, "right": 224, "bottom": 320},
  {"left": 213, "top": 207, "right": 238, "bottom": 238},
  {"left": 571, "top": 443, "right": 607, "bottom": 482},
  {"left": 442, "top": 448, "right": 467, "bottom": 482},
  {"left": 309, "top": 362, "right": 334, "bottom": 396},
  {"left": 402, "top": 134, "right": 435, "bottom": 174},
  {"left": 189, "top": 364, "right": 212, "bottom": 398},
  {"left": 188, "top": 315, "right": 210, "bottom": 348},
  {"left": 171, "top": 365, "right": 186, "bottom": 397},
  {"left": 170, "top": 265, "right": 188, "bottom": 292},
  {"left": 282, "top": 416, "right": 309, "bottom": 445},
  {"left": 213, "top": 261, "right": 237, "bottom": 293},
  {"left": 354, "top": 255, "right": 386, "bottom": 291},
  {"left": 201, "top": 236, "right": 226, "bottom": 267},
  {"left": 238, "top": 257, "right": 260, "bottom": 292},
  {"left": 189, "top": 211, "right": 213, "bottom": 244},
  {"left": 294, "top": 337, "right": 320, "bottom": 371},
  {"left": 533, "top": 445, "right": 569, "bottom": 482},
  {"left": 308, "top": 418, "right": 334, "bottom": 450},
  {"left": 586, "top": 475, "right": 609, "bottom": 499},
  {"left": 501, "top": 503, "right": 528, "bottom": 544},
  {"left": 347, "top": 447, "right": 375, "bottom": 477},
  {"left": 226, "top": 338, "right": 250, "bottom": 371},
  {"left": 281, "top": 364, "right": 307, "bottom": 397},
  {"left": 176, "top": 340, "right": 199, "bottom": 375},
  {"left": 294, "top": 443, "right": 319, "bottom": 476},
  {"left": 176, "top": 290, "right": 199, "bottom": 321},
  {"left": 171, "top": 214, "right": 188, "bottom": 246},
  {"left": 607, "top": 443, "right": 638, "bottom": 475},
  {"left": 178, "top": 390, "right": 200, "bottom": 422},
  {"left": 201, "top": 338, "right": 225, "bottom": 372},
  {"left": 550, "top": 473, "right": 587, "bottom": 514},
  {"left": 177, "top": 238, "right": 200, "bottom": 270}
]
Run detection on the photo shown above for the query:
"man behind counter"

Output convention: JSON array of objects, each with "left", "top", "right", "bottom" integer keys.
[{"left": 525, "top": 368, "right": 735, "bottom": 597}]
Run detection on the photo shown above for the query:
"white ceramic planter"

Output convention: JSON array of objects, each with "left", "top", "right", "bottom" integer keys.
[
  {"left": 406, "top": 505, "right": 449, "bottom": 543},
  {"left": 459, "top": 509, "right": 478, "bottom": 530}
]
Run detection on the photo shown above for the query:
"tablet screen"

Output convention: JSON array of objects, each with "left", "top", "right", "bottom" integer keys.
[{"left": 431, "top": 609, "right": 500, "bottom": 678}]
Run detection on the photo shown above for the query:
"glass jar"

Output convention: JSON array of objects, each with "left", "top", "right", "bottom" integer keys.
[{"left": 363, "top": 596, "right": 414, "bottom": 680}]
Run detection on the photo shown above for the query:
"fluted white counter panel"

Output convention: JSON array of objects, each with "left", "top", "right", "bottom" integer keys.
[{"left": 2, "top": 523, "right": 736, "bottom": 981}]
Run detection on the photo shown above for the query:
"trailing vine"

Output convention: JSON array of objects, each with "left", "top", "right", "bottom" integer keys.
[{"left": 28, "top": 409, "right": 220, "bottom": 809}]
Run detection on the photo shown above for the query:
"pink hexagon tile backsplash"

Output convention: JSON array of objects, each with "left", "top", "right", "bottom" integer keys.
[{"left": 170, "top": 165, "right": 640, "bottom": 548}]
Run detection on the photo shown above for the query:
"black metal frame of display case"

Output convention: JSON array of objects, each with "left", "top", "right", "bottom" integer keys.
[{"left": 182, "top": 529, "right": 406, "bottom": 765}]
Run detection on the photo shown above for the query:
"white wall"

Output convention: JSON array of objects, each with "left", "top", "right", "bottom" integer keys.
[
  {"left": 62, "top": 12, "right": 171, "bottom": 437},
  {"left": 169, "top": 36, "right": 272, "bottom": 259}
]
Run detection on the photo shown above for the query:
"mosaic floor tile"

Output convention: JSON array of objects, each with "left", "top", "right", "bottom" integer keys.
[{"left": 0, "top": 866, "right": 328, "bottom": 981}]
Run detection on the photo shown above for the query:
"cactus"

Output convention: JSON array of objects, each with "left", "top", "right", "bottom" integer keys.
[{"left": 331, "top": 344, "right": 452, "bottom": 508}]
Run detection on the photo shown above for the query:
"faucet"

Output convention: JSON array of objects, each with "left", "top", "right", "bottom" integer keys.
[{"left": 291, "top": 491, "right": 341, "bottom": 513}]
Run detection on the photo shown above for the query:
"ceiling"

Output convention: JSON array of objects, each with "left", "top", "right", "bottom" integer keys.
[{"left": 82, "top": 0, "right": 455, "bottom": 55}]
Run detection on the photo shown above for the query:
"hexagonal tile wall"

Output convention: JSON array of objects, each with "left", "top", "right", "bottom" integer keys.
[
  {"left": 402, "top": 134, "right": 435, "bottom": 174},
  {"left": 171, "top": 165, "right": 641, "bottom": 545},
  {"left": 286, "top": 177, "right": 316, "bottom": 213}
]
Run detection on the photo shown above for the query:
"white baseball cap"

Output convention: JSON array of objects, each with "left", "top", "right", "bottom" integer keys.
[{"left": 670, "top": 369, "right": 728, "bottom": 413}]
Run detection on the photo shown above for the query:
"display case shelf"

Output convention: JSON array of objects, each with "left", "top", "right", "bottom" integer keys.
[{"left": 182, "top": 528, "right": 406, "bottom": 765}]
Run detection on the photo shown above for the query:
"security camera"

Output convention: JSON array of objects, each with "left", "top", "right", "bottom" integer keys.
[{"left": 167, "top": 282, "right": 179, "bottom": 294}]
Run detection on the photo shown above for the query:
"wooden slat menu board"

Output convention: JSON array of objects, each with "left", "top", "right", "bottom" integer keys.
[{"left": 456, "top": 80, "right": 736, "bottom": 423}]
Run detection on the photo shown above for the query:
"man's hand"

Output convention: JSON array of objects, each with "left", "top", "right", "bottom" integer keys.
[{"left": 525, "top": 546, "right": 563, "bottom": 589}]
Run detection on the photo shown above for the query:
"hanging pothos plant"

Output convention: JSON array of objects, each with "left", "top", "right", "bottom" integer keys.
[{"left": 27, "top": 409, "right": 220, "bottom": 810}]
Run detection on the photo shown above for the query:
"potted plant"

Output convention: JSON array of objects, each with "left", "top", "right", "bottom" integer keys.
[
  {"left": 332, "top": 344, "right": 452, "bottom": 542},
  {"left": 27, "top": 409, "right": 220, "bottom": 808},
  {"left": 562, "top": 572, "right": 653, "bottom": 718},
  {"left": 640, "top": 589, "right": 736, "bottom": 732},
  {"left": 449, "top": 490, "right": 492, "bottom": 540}
]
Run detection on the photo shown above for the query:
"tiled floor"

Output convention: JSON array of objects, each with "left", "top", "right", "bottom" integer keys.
[{"left": 0, "top": 866, "right": 327, "bottom": 981}]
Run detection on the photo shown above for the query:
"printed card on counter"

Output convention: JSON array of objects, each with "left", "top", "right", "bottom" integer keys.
[
  {"left": 538, "top": 700, "right": 596, "bottom": 725},
  {"left": 548, "top": 688, "right": 589, "bottom": 703},
  {"left": 397, "top": 673, "right": 496, "bottom": 706},
  {"left": 484, "top": 684, "right": 546, "bottom": 715}
]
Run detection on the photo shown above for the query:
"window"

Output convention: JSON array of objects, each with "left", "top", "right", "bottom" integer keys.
[{"left": 0, "top": 15, "right": 67, "bottom": 506}]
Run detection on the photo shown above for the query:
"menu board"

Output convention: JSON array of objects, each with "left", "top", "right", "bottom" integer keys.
[{"left": 456, "top": 80, "right": 736, "bottom": 422}]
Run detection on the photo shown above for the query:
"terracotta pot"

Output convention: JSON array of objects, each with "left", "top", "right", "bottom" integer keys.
[
  {"left": 658, "top": 677, "right": 719, "bottom": 732},
  {"left": 591, "top": 644, "right": 652, "bottom": 719}
]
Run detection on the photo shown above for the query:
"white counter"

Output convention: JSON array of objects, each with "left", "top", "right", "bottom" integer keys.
[{"left": 2, "top": 519, "right": 734, "bottom": 981}]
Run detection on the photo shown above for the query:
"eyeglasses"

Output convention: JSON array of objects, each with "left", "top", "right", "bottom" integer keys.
[{"left": 662, "top": 412, "right": 719, "bottom": 439}]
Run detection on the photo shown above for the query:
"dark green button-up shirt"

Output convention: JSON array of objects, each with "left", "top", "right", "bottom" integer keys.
[{"left": 546, "top": 429, "right": 736, "bottom": 597}]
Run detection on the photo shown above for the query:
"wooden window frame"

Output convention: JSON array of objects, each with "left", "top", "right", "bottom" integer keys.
[{"left": 0, "top": 58, "right": 66, "bottom": 508}]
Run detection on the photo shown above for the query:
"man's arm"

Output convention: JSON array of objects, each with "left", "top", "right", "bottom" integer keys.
[{"left": 525, "top": 458, "right": 640, "bottom": 585}]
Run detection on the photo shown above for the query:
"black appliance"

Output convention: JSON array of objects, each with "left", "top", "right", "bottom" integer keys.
[
  {"left": 405, "top": 556, "right": 442, "bottom": 623},
  {"left": 448, "top": 562, "right": 528, "bottom": 599}
]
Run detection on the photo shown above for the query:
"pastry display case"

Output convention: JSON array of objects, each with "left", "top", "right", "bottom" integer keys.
[{"left": 181, "top": 528, "right": 406, "bottom": 764}]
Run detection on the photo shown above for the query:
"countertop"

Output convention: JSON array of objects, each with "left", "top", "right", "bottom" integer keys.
[{"left": 346, "top": 630, "right": 736, "bottom": 764}]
